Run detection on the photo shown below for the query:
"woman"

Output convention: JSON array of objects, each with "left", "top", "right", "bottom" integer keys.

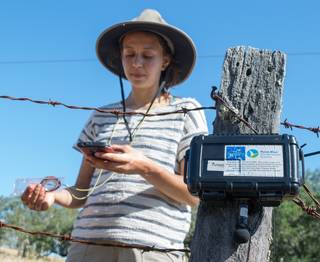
[{"left": 21, "top": 9, "right": 208, "bottom": 262}]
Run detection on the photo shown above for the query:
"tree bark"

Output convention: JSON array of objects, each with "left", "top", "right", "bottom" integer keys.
[{"left": 190, "top": 46, "right": 286, "bottom": 262}]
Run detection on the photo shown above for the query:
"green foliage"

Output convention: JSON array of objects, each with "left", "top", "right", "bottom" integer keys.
[
  {"left": 0, "top": 197, "right": 78, "bottom": 258},
  {"left": 0, "top": 196, "right": 7, "bottom": 240},
  {"left": 305, "top": 169, "right": 320, "bottom": 192},
  {"left": 270, "top": 169, "right": 320, "bottom": 262}
]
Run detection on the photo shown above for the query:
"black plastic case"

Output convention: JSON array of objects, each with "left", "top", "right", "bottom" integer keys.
[{"left": 184, "top": 134, "right": 304, "bottom": 206}]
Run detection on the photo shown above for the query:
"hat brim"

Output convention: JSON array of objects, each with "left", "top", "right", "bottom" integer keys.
[{"left": 96, "top": 21, "right": 196, "bottom": 87}]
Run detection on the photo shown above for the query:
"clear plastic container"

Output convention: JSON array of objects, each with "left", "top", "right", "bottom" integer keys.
[{"left": 13, "top": 177, "right": 64, "bottom": 196}]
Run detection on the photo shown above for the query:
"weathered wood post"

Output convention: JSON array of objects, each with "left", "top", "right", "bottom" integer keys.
[{"left": 190, "top": 46, "right": 286, "bottom": 262}]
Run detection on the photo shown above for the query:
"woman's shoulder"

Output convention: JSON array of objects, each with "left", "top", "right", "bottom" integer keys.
[
  {"left": 88, "top": 101, "right": 122, "bottom": 120},
  {"left": 98, "top": 101, "right": 122, "bottom": 110},
  {"left": 171, "top": 96, "right": 203, "bottom": 108}
]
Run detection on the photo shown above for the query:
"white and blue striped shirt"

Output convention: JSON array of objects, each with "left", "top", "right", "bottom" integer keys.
[{"left": 72, "top": 97, "right": 208, "bottom": 249}]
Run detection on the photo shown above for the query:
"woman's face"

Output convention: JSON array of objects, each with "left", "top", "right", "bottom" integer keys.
[{"left": 121, "top": 31, "right": 170, "bottom": 90}]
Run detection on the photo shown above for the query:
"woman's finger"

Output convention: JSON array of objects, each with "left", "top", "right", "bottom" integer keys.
[
  {"left": 102, "top": 161, "right": 125, "bottom": 173},
  {"left": 34, "top": 187, "right": 46, "bottom": 210},
  {"left": 94, "top": 152, "right": 126, "bottom": 163},
  {"left": 28, "top": 184, "right": 43, "bottom": 207},
  {"left": 21, "top": 184, "right": 36, "bottom": 204},
  {"left": 109, "top": 144, "right": 130, "bottom": 153}
]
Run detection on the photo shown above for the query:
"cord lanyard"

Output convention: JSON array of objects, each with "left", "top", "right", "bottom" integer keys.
[
  {"left": 19, "top": 82, "right": 167, "bottom": 200},
  {"left": 71, "top": 91, "right": 158, "bottom": 200}
]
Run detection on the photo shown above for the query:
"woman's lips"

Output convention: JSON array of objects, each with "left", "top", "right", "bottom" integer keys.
[{"left": 130, "top": 73, "right": 146, "bottom": 79}]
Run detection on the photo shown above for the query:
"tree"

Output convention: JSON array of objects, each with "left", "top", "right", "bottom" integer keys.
[
  {"left": 0, "top": 196, "right": 8, "bottom": 242},
  {"left": 0, "top": 197, "right": 78, "bottom": 258},
  {"left": 305, "top": 169, "right": 320, "bottom": 192},
  {"left": 271, "top": 170, "right": 320, "bottom": 262}
]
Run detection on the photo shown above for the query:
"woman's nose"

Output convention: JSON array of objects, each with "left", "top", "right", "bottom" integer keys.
[{"left": 132, "top": 55, "right": 143, "bottom": 68}]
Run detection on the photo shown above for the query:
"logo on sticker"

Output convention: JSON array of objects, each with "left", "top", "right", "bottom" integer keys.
[
  {"left": 247, "top": 149, "right": 259, "bottom": 158},
  {"left": 226, "top": 146, "right": 246, "bottom": 160}
]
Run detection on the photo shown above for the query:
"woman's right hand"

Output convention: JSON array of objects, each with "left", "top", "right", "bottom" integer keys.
[{"left": 21, "top": 184, "right": 55, "bottom": 211}]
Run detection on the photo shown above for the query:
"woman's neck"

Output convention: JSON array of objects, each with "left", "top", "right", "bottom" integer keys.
[{"left": 125, "top": 88, "right": 169, "bottom": 110}]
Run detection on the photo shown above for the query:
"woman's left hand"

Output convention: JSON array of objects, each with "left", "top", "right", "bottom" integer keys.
[{"left": 84, "top": 144, "right": 152, "bottom": 175}]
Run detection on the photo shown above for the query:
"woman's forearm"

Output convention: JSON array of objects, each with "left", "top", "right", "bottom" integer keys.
[
  {"left": 140, "top": 159, "right": 199, "bottom": 207},
  {"left": 53, "top": 187, "right": 86, "bottom": 209},
  {"left": 54, "top": 157, "right": 95, "bottom": 209}
]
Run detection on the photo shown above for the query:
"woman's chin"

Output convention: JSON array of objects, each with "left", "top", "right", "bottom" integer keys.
[
  {"left": 129, "top": 76, "right": 146, "bottom": 83},
  {"left": 130, "top": 79, "right": 152, "bottom": 89}
]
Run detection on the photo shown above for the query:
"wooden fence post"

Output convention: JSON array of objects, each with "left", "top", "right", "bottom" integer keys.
[{"left": 190, "top": 46, "right": 286, "bottom": 262}]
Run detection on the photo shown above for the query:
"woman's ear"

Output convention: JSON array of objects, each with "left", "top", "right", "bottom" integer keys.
[
  {"left": 161, "top": 63, "right": 168, "bottom": 71},
  {"left": 162, "top": 56, "right": 171, "bottom": 71}
]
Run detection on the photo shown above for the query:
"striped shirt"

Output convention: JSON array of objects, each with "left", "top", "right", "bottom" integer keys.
[{"left": 72, "top": 96, "right": 208, "bottom": 249}]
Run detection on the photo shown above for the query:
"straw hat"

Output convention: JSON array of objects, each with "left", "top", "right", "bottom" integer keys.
[{"left": 96, "top": 9, "right": 196, "bottom": 87}]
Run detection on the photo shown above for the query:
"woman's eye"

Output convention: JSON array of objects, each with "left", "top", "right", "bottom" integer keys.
[
  {"left": 143, "top": 54, "right": 153, "bottom": 59},
  {"left": 123, "top": 53, "right": 154, "bottom": 59}
]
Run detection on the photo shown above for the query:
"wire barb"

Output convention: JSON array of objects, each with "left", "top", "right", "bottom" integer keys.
[
  {"left": 303, "top": 184, "right": 320, "bottom": 208},
  {"left": 292, "top": 184, "right": 320, "bottom": 219},
  {"left": 292, "top": 198, "right": 320, "bottom": 219},
  {"left": 211, "top": 91, "right": 259, "bottom": 134},
  {"left": 281, "top": 119, "right": 320, "bottom": 137}
]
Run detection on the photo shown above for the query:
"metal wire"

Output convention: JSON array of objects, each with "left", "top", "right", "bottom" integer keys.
[
  {"left": 1, "top": 95, "right": 320, "bottom": 137},
  {"left": 1, "top": 91, "right": 320, "bottom": 252},
  {"left": 282, "top": 119, "right": 320, "bottom": 137},
  {"left": 0, "top": 220, "right": 190, "bottom": 253}
]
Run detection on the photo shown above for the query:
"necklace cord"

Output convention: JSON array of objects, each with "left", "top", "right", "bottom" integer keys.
[
  {"left": 119, "top": 76, "right": 133, "bottom": 141},
  {"left": 129, "top": 80, "right": 167, "bottom": 140},
  {"left": 42, "top": 76, "right": 169, "bottom": 200},
  {"left": 67, "top": 80, "right": 167, "bottom": 199}
]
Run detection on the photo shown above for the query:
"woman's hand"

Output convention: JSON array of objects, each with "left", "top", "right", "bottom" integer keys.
[
  {"left": 83, "top": 144, "right": 198, "bottom": 206},
  {"left": 84, "top": 144, "right": 152, "bottom": 175},
  {"left": 21, "top": 184, "right": 55, "bottom": 211}
]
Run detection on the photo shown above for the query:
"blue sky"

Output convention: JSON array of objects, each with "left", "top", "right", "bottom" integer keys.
[{"left": 0, "top": 0, "right": 319, "bottom": 196}]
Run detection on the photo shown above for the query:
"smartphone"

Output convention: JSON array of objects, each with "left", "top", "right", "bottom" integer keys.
[{"left": 77, "top": 141, "right": 112, "bottom": 155}]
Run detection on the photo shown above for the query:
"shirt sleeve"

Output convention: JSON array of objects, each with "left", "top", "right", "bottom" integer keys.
[
  {"left": 176, "top": 98, "right": 208, "bottom": 162},
  {"left": 73, "top": 112, "right": 96, "bottom": 152}
]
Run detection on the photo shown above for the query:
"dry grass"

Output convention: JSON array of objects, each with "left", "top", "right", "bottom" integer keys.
[{"left": 0, "top": 247, "right": 64, "bottom": 262}]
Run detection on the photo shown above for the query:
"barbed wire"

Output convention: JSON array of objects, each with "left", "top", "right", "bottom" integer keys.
[
  {"left": 0, "top": 95, "right": 215, "bottom": 116},
  {"left": 0, "top": 92, "right": 320, "bottom": 250},
  {"left": 292, "top": 198, "right": 320, "bottom": 219},
  {"left": 210, "top": 90, "right": 259, "bottom": 134},
  {"left": 0, "top": 220, "right": 190, "bottom": 253},
  {"left": 282, "top": 119, "right": 320, "bottom": 137},
  {"left": 1, "top": 94, "right": 320, "bottom": 137},
  {"left": 292, "top": 185, "right": 320, "bottom": 219}
]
